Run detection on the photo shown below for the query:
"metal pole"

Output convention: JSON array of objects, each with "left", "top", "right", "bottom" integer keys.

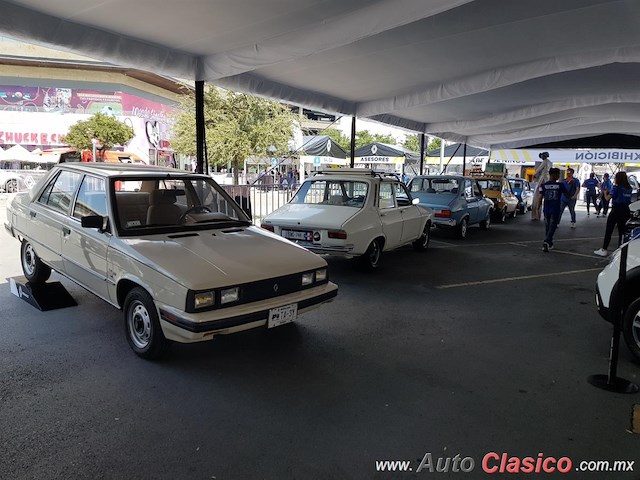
[
  {"left": 439, "top": 141, "right": 444, "bottom": 173},
  {"left": 350, "top": 116, "right": 356, "bottom": 168},
  {"left": 195, "top": 80, "right": 205, "bottom": 174},
  {"left": 462, "top": 143, "right": 467, "bottom": 175},
  {"left": 419, "top": 133, "right": 425, "bottom": 175}
]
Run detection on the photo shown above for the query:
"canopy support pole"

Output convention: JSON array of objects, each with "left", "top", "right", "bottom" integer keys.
[
  {"left": 462, "top": 143, "right": 467, "bottom": 175},
  {"left": 419, "top": 133, "right": 426, "bottom": 175},
  {"left": 195, "top": 80, "right": 205, "bottom": 174},
  {"left": 350, "top": 116, "right": 356, "bottom": 168}
]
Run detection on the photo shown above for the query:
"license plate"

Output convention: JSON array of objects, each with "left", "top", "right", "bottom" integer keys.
[
  {"left": 282, "top": 229, "right": 312, "bottom": 241},
  {"left": 268, "top": 303, "right": 298, "bottom": 328}
]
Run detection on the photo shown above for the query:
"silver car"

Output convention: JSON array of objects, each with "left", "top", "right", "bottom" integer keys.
[{"left": 5, "top": 163, "right": 337, "bottom": 359}]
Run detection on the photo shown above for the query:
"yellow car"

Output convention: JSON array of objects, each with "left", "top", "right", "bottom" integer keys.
[{"left": 472, "top": 174, "right": 519, "bottom": 223}]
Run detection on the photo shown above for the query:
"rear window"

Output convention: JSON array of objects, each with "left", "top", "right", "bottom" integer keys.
[
  {"left": 291, "top": 180, "right": 368, "bottom": 208},
  {"left": 409, "top": 178, "right": 460, "bottom": 194},
  {"left": 477, "top": 180, "right": 502, "bottom": 191}
]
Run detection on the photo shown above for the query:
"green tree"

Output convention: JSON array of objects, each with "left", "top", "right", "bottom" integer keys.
[
  {"left": 355, "top": 130, "right": 396, "bottom": 149},
  {"left": 171, "top": 87, "right": 295, "bottom": 184},
  {"left": 403, "top": 134, "right": 420, "bottom": 152},
  {"left": 65, "top": 113, "right": 135, "bottom": 160},
  {"left": 428, "top": 136, "right": 442, "bottom": 153}
]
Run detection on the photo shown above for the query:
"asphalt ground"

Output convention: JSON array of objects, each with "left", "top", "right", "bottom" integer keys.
[{"left": 1, "top": 200, "right": 639, "bottom": 480}]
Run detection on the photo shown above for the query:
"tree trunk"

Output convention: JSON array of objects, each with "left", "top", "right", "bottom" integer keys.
[{"left": 233, "top": 158, "right": 240, "bottom": 185}]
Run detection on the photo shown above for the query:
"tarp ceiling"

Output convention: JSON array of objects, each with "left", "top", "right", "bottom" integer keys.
[
  {"left": 427, "top": 143, "right": 488, "bottom": 158},
  {"left": 2, "top": 0, "right": 640, "bottom": 149}
]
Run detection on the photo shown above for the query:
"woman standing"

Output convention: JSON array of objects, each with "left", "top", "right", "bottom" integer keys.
[{"left": 594, "top": 171, "right": 633, "bottom": 256}]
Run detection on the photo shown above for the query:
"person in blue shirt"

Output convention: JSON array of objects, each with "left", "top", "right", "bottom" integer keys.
[
  {"left": 594, "top": 171, "right": 633, "bottom": 256},
  {"left": 582, "top": 172, "right": 599, "bottom": 216},
  {"left": 558, "top": 167, "right": 580, "bottom": 228},
  {"left": 540, "top": 168, "right": 567, "bottom": 252},
  {"left": 597, "top": 172, "right": 613, "bottom": 217}
]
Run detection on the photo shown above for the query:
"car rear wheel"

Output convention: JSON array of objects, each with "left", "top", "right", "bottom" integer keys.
[
  {"left": 359, "top": 238, "right": 382, "bottom": 270},
  {"left": 124, "top": 287, "right": 169, "bottom": 360},
  {"left": 6, "top": 179, "right": 17, "bottom": 193},
  {"left": 623, "top": 297, "right": 640, "bottom": 362},
  {"left": 457, "top": 217, "right": 469, "bottom": 239},
  {"left": 497, "top": 207, "right": 507, "bottom": 223},
  {"left": 21, "top": 240, "right": 51, "bottom": 284},
  {"left": 510, "top": 207, "right": 517, "bottom": 218},
  {"left": 413, "top": 222, "right": 431, "bottom": 250}
]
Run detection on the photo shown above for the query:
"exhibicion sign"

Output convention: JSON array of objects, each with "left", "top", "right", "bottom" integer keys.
[{"left": 491, "top": 149, "right": 640, "bottom": 165}]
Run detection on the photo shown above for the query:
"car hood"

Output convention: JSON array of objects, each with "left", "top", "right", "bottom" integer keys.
[
  {"left": 264, "top": 203, "right": 359, "bottom": 229},
  {"left": 118, "top": 226, "right": 326, "bottom": 290}
]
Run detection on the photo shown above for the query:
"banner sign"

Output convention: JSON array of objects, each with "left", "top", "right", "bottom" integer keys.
[
  {"left": 491, "top": 149, "right": 640, "bottom": 165},
  {"left": 355, "top": 156, "right": 405, "bottom": 165}
]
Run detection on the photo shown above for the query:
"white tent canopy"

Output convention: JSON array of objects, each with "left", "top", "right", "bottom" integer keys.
[
  {"left": 0, "top": 144, "right": 36, "bottom": 161},
  {"left": 2, "top": 0, "right": 640, "bottom": 149}
]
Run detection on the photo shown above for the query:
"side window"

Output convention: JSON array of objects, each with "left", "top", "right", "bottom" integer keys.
[
  {"left": 37, "top": 170, "right": 82, "bottom": 215},
  {"left": 394, "top": 182, "right": 410, "bottom": 205},
  {"left": 379, "top": 182, "right": 395, "bottom": 209},
  {"left": 473, "top": 181, "right": 483, "bottom": 197},
  {"left": 464, "top": 180, "right": 474, "bottom": 200},
  {"left": 73, "top": 176, "right": 107, "bottom": 219}
]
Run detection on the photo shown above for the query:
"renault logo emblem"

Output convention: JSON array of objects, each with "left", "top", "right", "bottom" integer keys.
[{"left": 273, "top": 283, "right": 279, "bottom": 292}]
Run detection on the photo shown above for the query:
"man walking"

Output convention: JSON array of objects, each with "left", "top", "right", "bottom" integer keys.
[
  {"left": 540, "top": 168, "right": 567, "bottom": 252},
  {"left": 559, "top": 167, "right": 580, "bottom": 228},
  {"left": 583, "top": 172, "right": 599, "bottom": 216},
  {"left": 597, "top": 173, "right": 613, "bottom": 217}
]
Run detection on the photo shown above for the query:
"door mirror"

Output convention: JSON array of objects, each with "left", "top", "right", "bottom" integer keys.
[{"left": 81, "top": 215, "right": 104, "bottom": 229}]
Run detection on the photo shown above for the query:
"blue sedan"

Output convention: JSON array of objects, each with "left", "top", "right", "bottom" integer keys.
[{"left": 407, "top": 175, "right": 493, "bottom": 238}]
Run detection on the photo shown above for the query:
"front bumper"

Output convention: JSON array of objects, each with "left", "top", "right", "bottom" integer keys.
[
  {"left": 158, "top": 281, "right": 338, "bottom": 343},
  {"left": 4, "top": 221, "right": 14, "bottom": 238},
  {"left": 595, "top": 283, "right": 611, "bottom": 323}
]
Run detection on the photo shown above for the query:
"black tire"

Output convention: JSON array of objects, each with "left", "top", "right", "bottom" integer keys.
[
  {"left": 413, "top": 221, "right": 431, "bottom": 250},
  {"left": 359, "top": 238, "right": 382, "bottom": 270},
  {"left": 457, "top": 217, "right": 469, "bottom": 239},
  {"left": 479, "top": 212, "right": 491, "bottom": 230},
  {"left": 510, "top": 207, "right": 517, "bottom": 218},
  {"left": 20, "top": 240, "right": 51, "bottom": 284},
  {"left": 497, "top": 207, "right": 507, "bottom": 223},
  {"left": 622, "top": 297, "right": 640, "bottom": 362},
  {"left": 6, "top": 179, "right": 17, "bottom": 193},
  {"left": 124, "top": 287, "right": 169, "bottom": 360}
]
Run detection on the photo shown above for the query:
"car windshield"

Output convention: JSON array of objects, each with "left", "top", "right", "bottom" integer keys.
[
  {"left": 113, "top": 176, "right": 250, "bottom": 235},
  {"left": 290, "top": 180, "right": 368, "bottom": 208},
  {"left": 510, "top": 180, "right": 523, "bottom": 190},
  {"left": 410, "top": 178, "right": 460, "bottom": 194},
  {"left": 476, "top": 179, "right": 502, "bottom": 191}
]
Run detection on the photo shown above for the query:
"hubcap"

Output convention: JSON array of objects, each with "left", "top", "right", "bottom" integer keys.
[
  {"left": 23, "top": 243, "right": 36, "bottom": 275},
  {"left": 461, "top": 220, "right": 467, "bottom": 237},
  {"left": 422, "top": 226, "right": 430, "bottom": 247},
  {"left": 128, "top": 301, "right": 151, "bottom": 349},
  {"left": 370, "top": 241, "right": 380, "bottom": 265},
  {"left": 632, "top": 312, "right": 640, "bottom": 346}
]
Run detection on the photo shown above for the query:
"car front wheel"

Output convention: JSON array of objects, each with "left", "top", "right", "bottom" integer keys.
[
  {"left": 124, "top": 287, "right": 169, "bottom": 360},
  {"left": 413, "top": 222, "right": 431, "bottom": 250},
  {"left": 479, "top": 212, "right": 491, "bottom": 230},
  {"left": 21, "top": 240, "right": 51, "bottom": 284},
  {"left": 6, "top": 179, "right": 17, "bottom": 193},
  {"left": 359, "top": 238, "right": 382, "bottom": 270},
  {"left": 623, "top": 297, "right": 640, "bottom": 362}
]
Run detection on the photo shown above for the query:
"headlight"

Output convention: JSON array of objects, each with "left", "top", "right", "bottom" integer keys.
[
  {"left": 220, "top": 287, "right": 240, "bottom": 304},
  {"left": 315, "top": 268, "right": 327, "bottom": 282},
  {"left": 194, "top": 291, "right": 215, "bottom": 309},
  {"left": 301, "top": 272, "right": 315, "bottom": 286}
]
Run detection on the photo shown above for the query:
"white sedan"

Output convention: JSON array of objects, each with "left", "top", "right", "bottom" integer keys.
[
  {"left": 5, "top": 163, "right": 337, "bottom": 359},
  {"left": 261, "top": 170, "right": 433, "bottom": 269}
]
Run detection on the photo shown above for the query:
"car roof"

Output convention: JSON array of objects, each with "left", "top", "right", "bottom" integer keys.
[
  {"left": 55, "top": 162, "right": 193, "bottom": 178},
  {"left": 412, "top": 175, "right": 473, "bottom": 181}
]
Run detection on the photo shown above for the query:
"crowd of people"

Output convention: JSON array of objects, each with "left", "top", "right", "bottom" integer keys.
[{"left": 532, "top": 152, "right": 634, "bottom": 255}]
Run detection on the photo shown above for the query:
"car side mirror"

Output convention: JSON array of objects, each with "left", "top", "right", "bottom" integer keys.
[
  {"left": 412, "top": 198, "right": 419, "bottom": 205},
  {"left": 81, "top": 215, "right": 105, "bottom": 230}
]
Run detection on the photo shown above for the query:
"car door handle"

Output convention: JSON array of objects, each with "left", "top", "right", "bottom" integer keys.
[
  {"left": 30, "top": 211, "right": 36, "bottom": 218},
  {"left": 62, "top": 226, "right": 71, "bottom": 236}
]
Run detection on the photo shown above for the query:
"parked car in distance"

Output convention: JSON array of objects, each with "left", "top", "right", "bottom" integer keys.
[
  {"left": 407, "top": 175, "right": 493, "bottom": 238},
  {"left": 507, "top": 177, "right": 534, "bottom": 213},
  {"left": 472, "top": 173, "right": 519, "bottom": 222},
  {"left": 627, "top": 171, "right": 640, "bottom": 202},
  {"left": 261, "top": 169, "right": 433, "bottom": 269},
  {"left": 595, "top": 236, "right": 640, "bottom": 361},
  {"left": 4, "top": 163, "right": 337, "bottom": 359}
]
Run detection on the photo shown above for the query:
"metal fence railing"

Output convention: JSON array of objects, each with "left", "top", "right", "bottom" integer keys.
[{"left": 221, "top": 184, "right": 296, "bottom": 225}]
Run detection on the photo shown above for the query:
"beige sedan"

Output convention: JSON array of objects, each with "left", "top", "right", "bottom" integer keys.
[{"left": 5, "top": 163, "right": 337, "bottom": 359}]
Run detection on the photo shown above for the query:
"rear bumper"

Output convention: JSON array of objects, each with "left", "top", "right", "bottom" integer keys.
[{"left": 4, "top": 221, "right": 14, "bottom": 238}]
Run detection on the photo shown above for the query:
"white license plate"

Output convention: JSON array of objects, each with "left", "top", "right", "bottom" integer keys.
[
  {"left": 268, "top": 303, "right": 298, "bottom": 328},
  {"left": 282, "top": 229, "right": 312, "bottom": 241}
]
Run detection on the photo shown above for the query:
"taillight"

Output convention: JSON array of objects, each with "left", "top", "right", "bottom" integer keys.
[
  {"left": 261, "top": 224, "right": 274, "bottom": 232},
  {"left": 328, "top": 230, "right": 347, "bottom": 239},
  {"left": 434, "top": 209, "right": 451, "bottom": 218}
]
